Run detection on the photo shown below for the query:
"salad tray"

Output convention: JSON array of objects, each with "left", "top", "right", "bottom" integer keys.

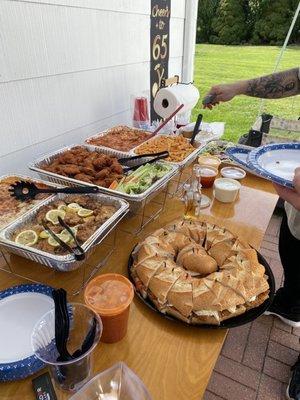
[{"left": 0, "top": 193, "right": 129, "bottom": 271}]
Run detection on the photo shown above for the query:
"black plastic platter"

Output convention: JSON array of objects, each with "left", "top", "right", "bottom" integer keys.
[{"left": 128, "top": 247, "right": 275, "bottom": 329}]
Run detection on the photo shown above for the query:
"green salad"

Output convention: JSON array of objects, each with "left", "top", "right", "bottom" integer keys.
[{"left": 116, "top": 163, "right": 172, "bottom": 195}]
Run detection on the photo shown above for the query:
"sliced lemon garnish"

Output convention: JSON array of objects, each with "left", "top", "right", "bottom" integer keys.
[
  {"left": 58, "top": 204, "right": 67, "bottom": 211},
  {"left": 45, "top": 209, "right": 66, "bottom": 225},
  {"left": 15, "top": 230, "right": 38, "bottom": 247},
  {"left": 77, "top": 208, "right": 93, "bottom": 217},
  {"left": 39, "top": 230, "right": 50, "bottom": 239},
  {"left": 47, "top": 232, "right": 70, "bottom": 247},
  {"left": 67, "top": 203, "right": 81, "bottom": 211},
  {"left": 61, "top": 227, "right": 78, "bottom": 237},
  {"left": 48, "top": 236, "right": 60, "bottom": 247}
]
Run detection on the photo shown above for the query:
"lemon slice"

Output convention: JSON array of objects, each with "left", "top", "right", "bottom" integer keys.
[
  {"left": 39, "top": 230, "right": 50, "bottom": 239},
  {"left": 48, "top": 232, "right": 70, "bottom": 247},
  {"left": 15, "top": 230, "right": 38, "bottom": 247},
  {"left": 45, "top": 209, "right": 66, "bottom": 225},
  {"left": 67, "top": 203, "right": 81, "bottom": 211},
  {"left": 58, "top": 204, "right": 67, "bottom": 211},
  {"left": 61, "top": 227, "right": 78, "bottom": 238},
  {"left": 78, "top": 208, "right": 93, "bottom": 217},
  {"left": 48, "top": 236, "right": 60, "bottom": 247}
]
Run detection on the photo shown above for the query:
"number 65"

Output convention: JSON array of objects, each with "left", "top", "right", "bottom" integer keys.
[{"left": 152, "top": 34, "right": 168, "bottom": 60}]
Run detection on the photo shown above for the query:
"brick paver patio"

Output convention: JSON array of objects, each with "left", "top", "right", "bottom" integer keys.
[{"left": 203, "top": 212, "right": 300, "bottom": 400}]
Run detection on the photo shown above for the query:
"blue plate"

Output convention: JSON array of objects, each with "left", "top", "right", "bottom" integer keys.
[
  {"left": 0, "top": 283, "right": 54, "bottom": 381},
  {"left": 248, "top": 143, "right": 300, "bottom": 188},
  {"left": 225, "top": 146, "right": 251, "bottom": 169}
]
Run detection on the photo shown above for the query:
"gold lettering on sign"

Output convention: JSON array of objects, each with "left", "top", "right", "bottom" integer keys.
[{"left": 152, "top": 5, "right": 170, "bottom": 18}]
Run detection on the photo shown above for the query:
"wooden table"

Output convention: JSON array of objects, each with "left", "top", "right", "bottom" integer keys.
[{"left": 0, "top": 173, "right": 278, "bottom": 400}]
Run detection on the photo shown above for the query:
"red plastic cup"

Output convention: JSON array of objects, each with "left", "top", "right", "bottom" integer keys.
[{"left": 133, "top": 97, "right": 150, "bottom": 128}]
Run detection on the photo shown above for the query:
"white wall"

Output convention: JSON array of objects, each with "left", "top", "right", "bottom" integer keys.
[{"left": 0, "top": 0, "right": 194, "bottom": 174}]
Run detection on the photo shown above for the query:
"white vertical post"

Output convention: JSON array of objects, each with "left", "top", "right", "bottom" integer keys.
[{"left": 182, "top": 0, "right": 199, "bottom": 83}]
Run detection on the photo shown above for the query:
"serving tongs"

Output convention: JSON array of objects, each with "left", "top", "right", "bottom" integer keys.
[
  {"left": 9, "top": 180, "right": 100, "bottom": 201},
  {"left": 118, "top": 151, "right": 169, "bottom": 173},
  {"left": 41, "top": 219, "right": 85, "bottom": 261}
]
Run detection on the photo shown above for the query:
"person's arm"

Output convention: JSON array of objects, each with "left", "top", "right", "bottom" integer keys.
[
  {"left": 273, "top": 167, "right": 300, "bottom": 211},
  {"left": 203, "top": 67, "right": 300, "bottom": 109}
]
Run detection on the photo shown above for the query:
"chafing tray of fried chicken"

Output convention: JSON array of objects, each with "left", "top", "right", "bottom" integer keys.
[
  {"left": 0, "top": 193, "right": 129, "bottom": 272},
  {"left": 28, "top": 145, "right": 179, "bottom": 208}
]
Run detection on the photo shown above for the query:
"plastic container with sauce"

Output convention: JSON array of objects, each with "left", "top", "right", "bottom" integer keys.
[
  {"left": 84, "top": 274, "right": 134, "bottom": 344},
  {"left": 213, "top": 178, "right": 241, "bottom": 203},
  {"left": 198, "top": 166, "right": 218, "bottom": 188},
  {"left": 198, "top": 154, "right": 221, "bottom": 170}
]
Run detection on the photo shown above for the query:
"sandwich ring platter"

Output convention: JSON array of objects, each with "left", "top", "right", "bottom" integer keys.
[
  {"left": 128, "top": 250, "right": 275, "bottom": 329},
  {"left": 128, "top": 219, "right": 275, "bottom": 329}
]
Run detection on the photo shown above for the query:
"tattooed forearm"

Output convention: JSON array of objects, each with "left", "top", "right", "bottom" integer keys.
[{"left": 245, "top": 68, "right": 300, "bottom": 99}]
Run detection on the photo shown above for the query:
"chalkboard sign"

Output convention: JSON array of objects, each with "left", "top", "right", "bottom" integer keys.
[{"left": 150, "top": 0, "right": 171, "bottom": 122}]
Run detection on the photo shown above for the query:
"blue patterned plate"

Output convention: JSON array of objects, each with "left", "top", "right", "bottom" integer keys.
[
  {"left": 248, "top": 143, "right": 300, "bottom": 188},
  {"left": 0, "top": 283, "right": 54, "bottom": 381},
  {"left": 225, "top": 146, "right": 251, "bottom": 169}
]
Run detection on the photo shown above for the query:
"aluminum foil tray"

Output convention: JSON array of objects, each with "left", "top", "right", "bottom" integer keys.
[
  {"left": 28, "top": 145, "right": 179, "bottom": 206},
  {"left": 0, "top": 193, "right": 129, "bottom": 272},
  {"left": 85, "top": 126, "right": 153, "bottom": 156},
  {"left": 133, "top": 134, "right": 205, "bottom": 170},
  {"left": 0, "top": 174, "right": 62, "bottom": 231}
]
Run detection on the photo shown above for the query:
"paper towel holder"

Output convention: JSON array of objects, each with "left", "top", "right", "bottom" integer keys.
[
  {"left": 161, "top": 75, "right": 179, "bottom": 88},
  {"left": 161, "top": 75, "right": 194, "bottom": 88}
]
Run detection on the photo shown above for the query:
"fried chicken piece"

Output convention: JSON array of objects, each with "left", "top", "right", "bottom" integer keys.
[
  {"left": 74, "top": 174, "right": 94, "bottom": 183},
  {"left": 80, "top": 166, "right": 95, "bottom": 176},
  {"left": 95, "top": 168, "right": 110, "bottom": 179},
  {"left": 111, "top": 162, "right": 123, "bottom": 175},
  {"left": 60, "top": 164, "right": 81, "bottom": 176}
]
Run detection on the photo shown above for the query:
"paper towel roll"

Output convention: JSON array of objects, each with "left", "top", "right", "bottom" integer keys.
[{"left": 153, "top": 84, "right": 199, "bottom": 119}]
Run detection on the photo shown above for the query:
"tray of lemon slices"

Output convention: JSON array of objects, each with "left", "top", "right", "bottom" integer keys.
[{"left": 0, "top": 193, "right": 129, "bottom": 271}]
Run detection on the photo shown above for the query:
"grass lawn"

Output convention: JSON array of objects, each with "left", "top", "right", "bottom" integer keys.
[{"left": 192, "top": 44, "right": 300, "bottom": 142}]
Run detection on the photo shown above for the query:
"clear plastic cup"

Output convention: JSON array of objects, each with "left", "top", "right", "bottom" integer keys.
[
  {"left": 31, "top": 303, "right": 102, "bottom": 393},
  {"left": 70, "top": 362, "right": 153, "bottom": 400},
  {"left": 84, "top": 274, "right": 134, "bottom": 344}
]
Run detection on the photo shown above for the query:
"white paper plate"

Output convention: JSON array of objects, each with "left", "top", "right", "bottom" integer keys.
[
  {"left": 0, "top": 284, "right": 54, "bottom": 381},
  {"left": 248, "top": 143, "right": 300, "bottom": 188}
]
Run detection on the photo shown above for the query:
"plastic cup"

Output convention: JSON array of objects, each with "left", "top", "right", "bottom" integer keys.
[
  {"left": 84, "top": 273, "right": 134, "bottom": 344},
  {"left": 69, "top": 362, "right": 153, "bottom": 400},
  {"left": 31, "top": 303, "right": 102, "bottom": 393}
]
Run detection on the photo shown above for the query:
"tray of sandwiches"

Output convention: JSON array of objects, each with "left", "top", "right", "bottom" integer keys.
[
  {"left": 129, "top": 218, "right": 275, "bottom": 328},
  {"left": 85, "top": 125, "right": 153, "bottom": 155},
  {"left": 133, "top": 134, "right": 204, "bottom": 169},
  {"left": 29, "top": 145, "right": 178, "bottom": 207},
  {"left": 0, "top": 193, "right": 129, "bottom": 271},
  {"left": 0, "top": 174, "right": 59, "bottom": 231}
]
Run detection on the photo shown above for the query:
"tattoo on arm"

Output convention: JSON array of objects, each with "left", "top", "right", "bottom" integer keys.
[{"left": 245, "top": 68, "right": 300, "bottom": 99}]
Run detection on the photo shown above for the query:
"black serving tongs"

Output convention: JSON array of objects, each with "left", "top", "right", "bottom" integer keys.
[
  {"left": 41, "top": 220, "right": 85, "bottom": 261},
  {"left": 118, "top": 151, "right": 169, "bottom": 173},
  {"left": 9, "top": 181, "right": 100, "bottom": 201},
  {"left": 53, "top": 288, "right": 98, "bottom": 362}
]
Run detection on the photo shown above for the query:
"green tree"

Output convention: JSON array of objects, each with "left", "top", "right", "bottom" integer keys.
[
  {"left": 211, "top": 0, "right": 249, "bottom": 44},
  {"left": 196, "top": 0, "right": 219, "bottom": 43},
  {"left": 252, "top": 0, "right": 300, "bottom": 45}
]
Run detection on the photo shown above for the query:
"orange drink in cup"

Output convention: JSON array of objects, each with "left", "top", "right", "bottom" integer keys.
[{"left": 84, "top": 274, "right": 134, "bottom": 344}]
